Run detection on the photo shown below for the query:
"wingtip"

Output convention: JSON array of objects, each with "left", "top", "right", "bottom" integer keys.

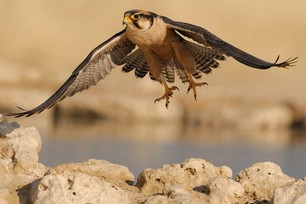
[
  {"left": 5, "top": 106, "right": 32, "bottom": 118},
  {"left": 273, "top": 56, "right": 298, "bottom": 68},
  {"left": 5, "top": 112, "right": 26, "bottom": 118}
]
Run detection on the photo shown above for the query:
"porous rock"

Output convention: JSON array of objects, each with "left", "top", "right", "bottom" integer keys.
[
  {"left": 52, "top": 159, "right": 134, "bottom": 188},
  {"left": 30, "top": 169, "right": 131, "bottom": 204},
  {"left": 144, "top": 185, "right": 207, "bottom": 204},
  {"left": 236, "top": 162, "right": 295, "bottom": 201},
  {"left": 208, "top": 177, "right": 245, "bottom": 204},
  {"left": 136, "top": 158, "right": 232, "bottom": 195},
  {"left": 273, "top": 178, "right": 306, "bottom": 204},
  {"left": 138, "top": 159, "right": 247, "bottom": 204},
  {"left": 0, "top": 115, "right": 47, "bottom": 203},
  {"left": 1, "top": 115, "right": 306, "bottom": 204}
]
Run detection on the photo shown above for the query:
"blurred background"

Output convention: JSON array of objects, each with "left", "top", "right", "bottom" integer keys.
[{"left": 1, "top": 0, "right": 306, "bottom": 178}]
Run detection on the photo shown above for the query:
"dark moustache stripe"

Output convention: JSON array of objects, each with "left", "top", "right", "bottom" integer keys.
[{"left": 133, "top": 21, "right": 141, "bottom": 29}]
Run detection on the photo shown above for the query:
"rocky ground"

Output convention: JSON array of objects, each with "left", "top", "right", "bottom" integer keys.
[{"left": 1, "top": 114, "right": 306, "bottom": 204}]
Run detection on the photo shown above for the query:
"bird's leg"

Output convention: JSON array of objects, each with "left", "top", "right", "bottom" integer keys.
[
  {"left": 154, "top": 82, "right": 179, "bottom": 108},
  {"left": 187, "top": 75, "right": 208, "bottom": 100}
]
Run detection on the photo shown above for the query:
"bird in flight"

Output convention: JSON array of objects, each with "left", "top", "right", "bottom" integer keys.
[{"left": 8, "top": 9, "right": 297, "bottom": 117}]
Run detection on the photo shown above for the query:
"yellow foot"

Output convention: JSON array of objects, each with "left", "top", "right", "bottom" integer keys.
[
  {"left": 187, "top": 81, "right": 208, "bottom": 100},
  {"left": 154, "top": 86, "right": 179, "bottom": 108}
]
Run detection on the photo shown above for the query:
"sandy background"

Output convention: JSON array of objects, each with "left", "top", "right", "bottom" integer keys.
[{"left": 0, "top": 0, "right": 305, "bottom": 120}]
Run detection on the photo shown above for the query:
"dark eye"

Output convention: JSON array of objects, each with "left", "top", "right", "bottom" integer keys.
[{"left": 132, "top": 14, "right": 140, "bottom": 20}]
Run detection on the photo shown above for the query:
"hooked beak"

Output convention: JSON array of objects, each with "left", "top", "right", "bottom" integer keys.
[{"left": 122, "top": 16, "right": 132, "bottom": 25}]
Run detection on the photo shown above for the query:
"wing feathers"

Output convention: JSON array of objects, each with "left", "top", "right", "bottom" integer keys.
[
  {"left": 161, "top": 16, "right": 297, "bottom": 69},
  {"left": 8, "top": 29, "right": 136, "bottom": 117},
  {"left": 121, "top": 49, "right": 149, "bottom": 78},
  {"left": 184, "top": 40, "right": 225, "bottom": 74}
]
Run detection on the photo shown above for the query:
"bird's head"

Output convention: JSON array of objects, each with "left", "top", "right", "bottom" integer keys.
[{"left": 123, "top": 9, "right": 157, "bottom": 30}]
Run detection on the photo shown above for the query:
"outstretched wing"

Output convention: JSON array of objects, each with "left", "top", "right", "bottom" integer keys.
[
  {"left": 7, "top": 29, "right": 136, "bottom": 117},
  {"left": 161, "top": 16, "right": 297, "bottom": 69}
]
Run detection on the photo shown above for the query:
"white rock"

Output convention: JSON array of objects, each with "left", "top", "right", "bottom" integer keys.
[
  {"left": 273, "top": 179, "right": 306, "bottom": 204},
  {"left": 1, "top": 117, "right": 305, "bottom": 204},
  {"left": 208, "top": 177, "right": 245, "bottom": 204},
  {"left": 236, "top": 162, "right": 295, "bottom": 200},
  {"left": 30, "top": 170, "right": 131, "bottom": 204},
  {"left": 144, "top": 185, "right": 207, "bottom": 204},
  {"left": 143, "top": 195, "right": 170, "bottom": 204},
  {"left": 9, "top": 127, "right": 42, "bottom": 171},
  {"left": 0, "top": 122, "right": 47, "bottom": 203},
  {"left": 0, "top": 125, "right": 46, "bottom": 180},
  {"left": 164, "top": 185, "right": 206, "bottom": 204},
  {"left": 137, "top": 158, "right": 232, "bottom": 194},
  {"left": 0, "top": 189, "right": 11, "bottom": 204},
  {"left": 53, "top": 159, "right": 134, "bottom": 187}
]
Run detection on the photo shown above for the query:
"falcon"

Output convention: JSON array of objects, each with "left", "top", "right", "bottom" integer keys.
[{"left": 8, "top": 9, "right": 297, "bottom": 117}]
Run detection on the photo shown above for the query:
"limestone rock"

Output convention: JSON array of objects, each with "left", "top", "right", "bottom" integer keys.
[
  {"left": 236, "top": 162, "right": 295, "bottom": 201},
  {"left": 208, "top": 177, "right": 245, "bottom": 204},
  {"left": 273, "top": 178, "right": 306, "bottom": 204},
  {"left": 0, "top": 120, "right": 47, "bottom": 179},
  {"left": 144, "top": 185, "right": 207, "bottom": 204},
  {"left": 0, "top": 189, "right": 17, "bottom": 204},
  {"left": 0, "top": 126, "right": 45, "bottom": 175},
  {"left": 143, "top": 195, "right": 171, "bottom": 204},
  {"left": 136, "top": 158, "right": 232, "bottom": 195},
  {"left": 1, "top": 117, "right": 305, "bottom": 204},
  {"left": 137, "top": 159, "right": 247, "bottom": 204},
  {"left": 30, "top": 169, "right": 131, "bottom": 204},
  {"left": 53, "top": 159, "right": 134, "bottom": 187},
  {"left": 0, "top": 117, "right": 47, "bottom": 203}
]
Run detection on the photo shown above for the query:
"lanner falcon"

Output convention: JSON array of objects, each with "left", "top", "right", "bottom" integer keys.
[{"left": 8, "top": 9, "right": 297, "bottom": 117}]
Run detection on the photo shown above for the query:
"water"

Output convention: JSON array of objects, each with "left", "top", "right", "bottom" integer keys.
[{"left": 37, "top": 120, "right": 306, "bottom": 179}]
